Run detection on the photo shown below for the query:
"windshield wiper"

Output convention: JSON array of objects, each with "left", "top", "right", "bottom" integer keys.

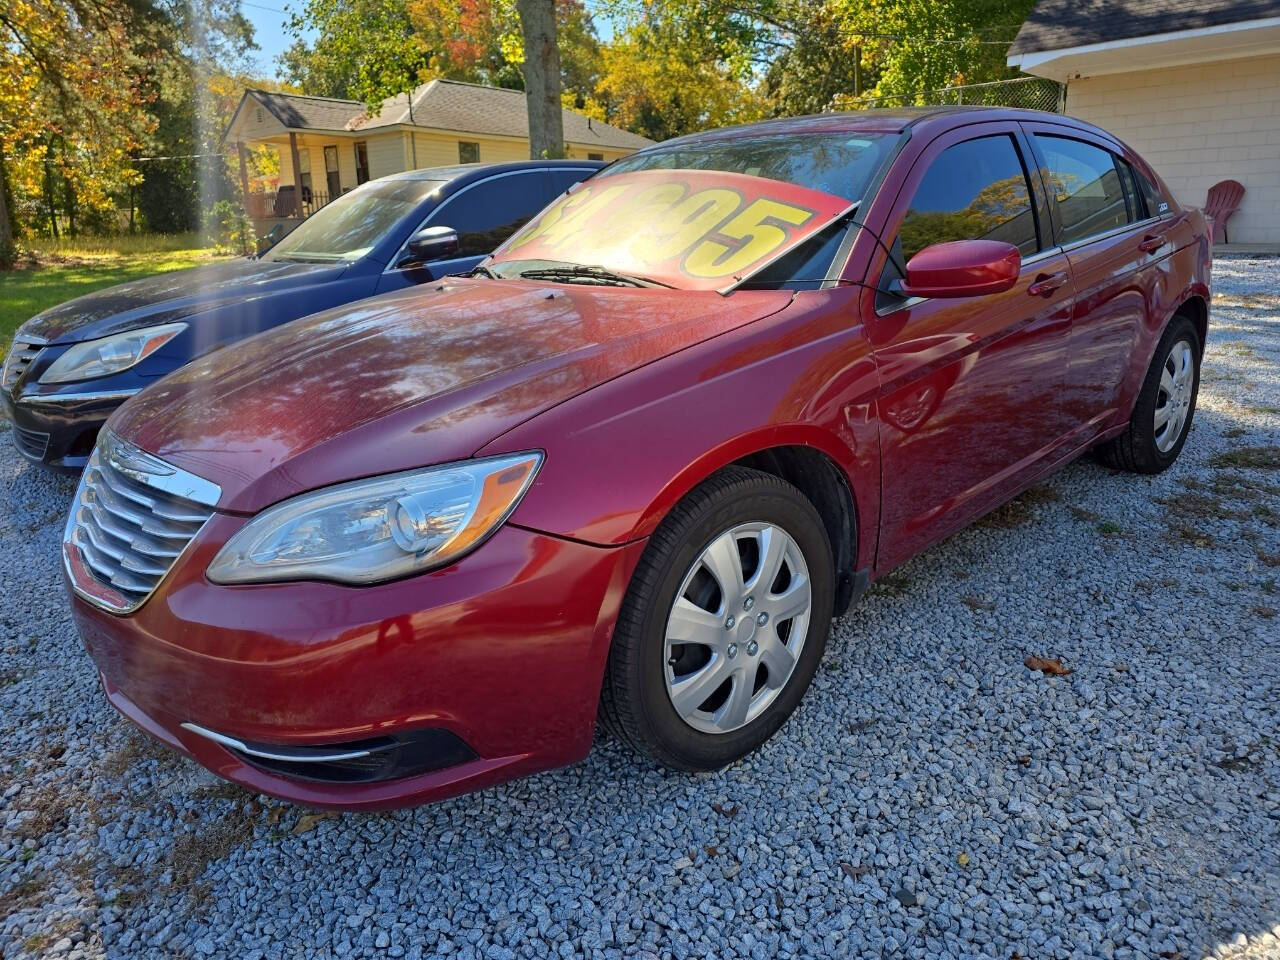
[
  {"left": 518, "top": 265, "right": 670, "bottom": 288},
  {"left": 469, "top": 264, "right": 498, "bottom": 279}
]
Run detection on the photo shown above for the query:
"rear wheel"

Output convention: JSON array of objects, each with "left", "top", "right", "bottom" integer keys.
[
  {"left": 600, "top": 467, "right": 834, "bottom": 771},
  {"left": 1097, "top": 314, "right": 1201, "bottom": 474}
]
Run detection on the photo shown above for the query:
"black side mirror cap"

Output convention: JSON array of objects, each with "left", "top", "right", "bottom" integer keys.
[{"left": 402, "top": 226, "right": 460, "bottom": 266}]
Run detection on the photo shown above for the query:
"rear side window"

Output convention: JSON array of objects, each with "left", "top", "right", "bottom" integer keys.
[
  {"left": 897, "top": 134, "right": 1040, "bottom": 264},
  {"left": 1133, "top": 166, "right": 1169, "bottom": 218},
  {"left": 1034, "top": 135, "right": 1133, "bottom": 244},
  {"left": 427, "top": 172, "right": 552, "bottom": 257}
]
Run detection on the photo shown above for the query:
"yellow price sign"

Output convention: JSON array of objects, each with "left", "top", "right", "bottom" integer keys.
[{"left": 493, "top": 169, "right": 852, "bottom": 291}]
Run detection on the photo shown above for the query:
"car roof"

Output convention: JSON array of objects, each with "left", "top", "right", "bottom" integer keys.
[
  {"left": 645, "top": 106, "right": 1111, "bottom": 150},
  {"left": 382, "top": 159, "right": 605, "bottom": 186}
]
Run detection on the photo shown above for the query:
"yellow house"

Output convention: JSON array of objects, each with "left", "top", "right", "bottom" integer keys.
[{"left": 222, "top": 78, "right": 653, "bottom": 230}]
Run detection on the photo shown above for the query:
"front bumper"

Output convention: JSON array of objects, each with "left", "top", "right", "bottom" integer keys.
[
  {"left": 3, "top": 390, "right": 132, "bottom": 472},
  {"left": 69, "top": 520, "right": 646, "bottom": 810}
]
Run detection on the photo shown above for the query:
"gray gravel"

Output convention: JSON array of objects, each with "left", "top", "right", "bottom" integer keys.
[{"left": 2, "top": 256, "right": 1279, "bottom": 960}]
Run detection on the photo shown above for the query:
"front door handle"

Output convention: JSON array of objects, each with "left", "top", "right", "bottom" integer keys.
[
  {"left": 1028, "top": 271, "right": 1069, "bottom": 297},
  {"left": 1138, "top": 233, "right": 1167, "bottom": 253}
]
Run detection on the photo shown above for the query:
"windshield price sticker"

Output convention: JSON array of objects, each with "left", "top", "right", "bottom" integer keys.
[{"left": 492, "top": 170, "right": 852, "bottom": 291}]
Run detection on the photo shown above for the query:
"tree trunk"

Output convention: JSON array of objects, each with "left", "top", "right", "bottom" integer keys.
[
  {"left": 0, "top": 144, "right": 15, "bottom": 267},
  {"left": 516, "top": 0, "right": 564, "bottom": 160}
]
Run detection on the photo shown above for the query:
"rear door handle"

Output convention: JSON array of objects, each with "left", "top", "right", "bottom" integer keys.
[
  {"left": 1027, "top": 271, "right": 1069, "bottom": 297},
  {"left": 1139, "top": 233, "right": 1167, "bottom": 253}
]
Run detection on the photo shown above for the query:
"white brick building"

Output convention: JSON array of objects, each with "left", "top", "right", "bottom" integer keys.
[{"left": 1008, "top": 0, "right": 1280, "bottom": 245}]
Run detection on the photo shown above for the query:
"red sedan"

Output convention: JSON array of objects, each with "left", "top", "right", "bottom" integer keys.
[{"left": 63, "top": 107, "right": 1210, "bottom": 809}]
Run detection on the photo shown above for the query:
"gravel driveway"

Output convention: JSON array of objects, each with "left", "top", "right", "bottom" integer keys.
[{"left": 2, "top": 257, "right": 1278, "bottom": 960}]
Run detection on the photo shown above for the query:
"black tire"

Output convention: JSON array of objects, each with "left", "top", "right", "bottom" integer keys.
[
  {"left": 599, "top": 467, "right": 834, "bottom": 771},
  {"left": 1096, "top": 314, "right": 1201, "bottom": 474}
]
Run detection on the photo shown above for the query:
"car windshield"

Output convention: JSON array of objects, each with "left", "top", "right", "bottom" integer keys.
[
  {"left": 487, "top": 132, "right": 898, "bottom": 291},
  {"left": 266, "top": 179, "right": 446, "bottom": 263}
]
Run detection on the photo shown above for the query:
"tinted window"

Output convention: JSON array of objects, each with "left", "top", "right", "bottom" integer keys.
[
  {"left": 601, "top": 132, "right": 898, "bottom": 202},
  {"left": 459, "top": 141, "right": 480, "bottom": 164},
  {"left": 1034, "top": 135, "right": 1131, "bottom": 244},
  {"left": 548, "top": 168, "right": 597, "bottom": 196},
  {"left": 898, "top": 135, "right": 1039, "bottom": 263},
  {"left": 427, "top": 172, "right": 551, "bottom": 257},
  {"left": 1133, "top": 166, "right": 1168, "bottom": 218}
]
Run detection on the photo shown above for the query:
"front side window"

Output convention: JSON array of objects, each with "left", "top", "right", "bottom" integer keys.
[
  {"left": 897, "top": 134, "right": 1040, "bottom": 264},
  {"left": 266, "top": 178, "right": 444, "bottom": 263},
  {"left": 427, "top": 173, "right": 551, "bottom": 257},
  {"left": 459, "top": 141, "right": 480, "bottom": 164},
  {"left": 1034, "top": 135, "right": 1132, "bottom": 244}
]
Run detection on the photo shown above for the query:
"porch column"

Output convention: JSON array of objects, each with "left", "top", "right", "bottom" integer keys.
[
  {"left": 289, "top": 132, "right": 302, "bottom": 218},
  {"left": 236, "top": 141, "right": 250, "bottom": 216}
]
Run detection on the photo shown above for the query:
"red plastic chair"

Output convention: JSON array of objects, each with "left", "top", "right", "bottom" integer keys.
[{"left": 1205, "top": 179, "right": 1245, "bottom": 244}]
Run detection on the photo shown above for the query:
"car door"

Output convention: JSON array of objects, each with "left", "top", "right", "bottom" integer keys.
[
  {"left": 375, "top": 169, "right": 555, "bottom": 293},
  {"left": 865, "top": 124, "right": 1076, "bottom": 570},
  {"left": 1022, "top": 124, "right": 1169, "bottom": 434}
]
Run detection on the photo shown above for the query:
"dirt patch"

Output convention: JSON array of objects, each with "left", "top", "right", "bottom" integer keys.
[{"left": 168, "top": 810, "right": 256, "bottom": 889}]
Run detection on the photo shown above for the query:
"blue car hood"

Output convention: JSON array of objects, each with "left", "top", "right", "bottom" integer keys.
[{"left": 20, "top": 257, "right": 347, "bottom": 344}]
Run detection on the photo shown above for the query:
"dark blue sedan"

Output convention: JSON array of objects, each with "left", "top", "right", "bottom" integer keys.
[{"left": 2, "top": 159, "right": 602, "bottom": 470}]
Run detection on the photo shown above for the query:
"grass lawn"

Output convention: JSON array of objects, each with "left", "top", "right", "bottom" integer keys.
[{"left": 1, "top": 234, "right": 230, "bottom": 344}]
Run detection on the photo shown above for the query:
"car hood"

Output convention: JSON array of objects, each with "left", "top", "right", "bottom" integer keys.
[
  {"left": 110, "top": 277, "right": 794, "bottom": 513},
  {"left": 20, "top": 257, "right": 344, "bottom": 344}
]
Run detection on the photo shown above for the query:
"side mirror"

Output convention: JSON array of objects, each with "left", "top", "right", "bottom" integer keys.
[
  {"left": 403, "top": 226, "right": 460, "bottom": 266},
  {"left": 900, "top": 239, "right": 1021, "bottom": 299}
]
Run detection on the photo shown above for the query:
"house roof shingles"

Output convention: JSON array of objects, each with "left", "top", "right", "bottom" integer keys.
[
  {"left": 1008, "top": 0, "right": 1279, "bottom": 55},
  {"left": 247, "top": 79, "right": 651, "bottom": 150}
]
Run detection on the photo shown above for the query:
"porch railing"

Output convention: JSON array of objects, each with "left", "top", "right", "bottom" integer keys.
[{"left": 245, "top": 188, "right": 333, "bottom": 220}]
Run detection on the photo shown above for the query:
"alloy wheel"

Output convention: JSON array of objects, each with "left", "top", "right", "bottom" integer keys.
[
  {"left": 663, "top": 522, "right": 812, "bottom": 735},
  {"left": 1154, "top": 338, "right": 1195, "bottom": 453}
]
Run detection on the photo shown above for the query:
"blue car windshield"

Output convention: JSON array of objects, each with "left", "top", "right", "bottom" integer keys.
[{"left": 266, "top": 179, "right": 446, "bottom": 263}]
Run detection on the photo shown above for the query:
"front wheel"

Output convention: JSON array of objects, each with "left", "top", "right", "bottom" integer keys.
[
  {"left": 600, "top": 467, "right": 834, "bottom": 772},
  {"left": 1097, "top": 314, "right": 1201, "bottom": 474}
]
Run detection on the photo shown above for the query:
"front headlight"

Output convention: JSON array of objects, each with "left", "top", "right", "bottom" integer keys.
[
  {"left": 39, "top": 323, "right": 186, "bottom": 384},
  {"left": 206, "top": 453, "right": 543, "bottom": 585}
]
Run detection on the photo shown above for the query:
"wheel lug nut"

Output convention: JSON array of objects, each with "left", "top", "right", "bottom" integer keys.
[
  {"left": 757, "top": 612, "right": 768, "bottom": 626},
  {"left": 725, "top": 616, "right": 736, "bottom": 630},
  {"left": 744, "top": 596, "right": 754, "bottom": 611},
  {"left": 747, "top": 640, "right": 759, "bottom": 656},
  {"left": 727, "top": 643, "right": 738, "bottom": 659}
]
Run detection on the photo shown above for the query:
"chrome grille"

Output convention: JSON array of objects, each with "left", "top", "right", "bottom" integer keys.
[
  {"left": 64, "top": 431, "right": 221, "bottom": 613},
  {"left": 2, "top": 338, "right": 44, "bottom": 392}
]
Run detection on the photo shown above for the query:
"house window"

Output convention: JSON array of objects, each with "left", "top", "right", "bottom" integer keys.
[
  {"left": 297, "top": 148, "right": 313, "bottom": 202},
  {"left": 588, "top": 153, "right": 604, "bottom": 161},
  {"left": 458, "top": 141, "right": 480, "bottom": 164},
  {"left": 354, "top": 142, "right": 370, "bottom": 184}
]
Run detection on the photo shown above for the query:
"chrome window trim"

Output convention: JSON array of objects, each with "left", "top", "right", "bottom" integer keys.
[
  {"left": 18, "top": 388, "right": 141, "bottom": 406},
  {"left": 382, "top": 166, "right": 599, "bottom": 274},
  {"left": 1058, "top": 215, "right": 1161, "bottom": 254},
  {"left": 180, "top": 722, "right": 376, "bottom": 762}
]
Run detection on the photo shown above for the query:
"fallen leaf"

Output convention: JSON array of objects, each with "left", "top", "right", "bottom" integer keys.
[
  {"left": 1025, "top": 655, "right": 1073, "bottom": 676},
  {"left": 702, "top": 845, "right": 720, "bottom": 858},
  {"left": 839, "top": 862, "right": 870, "bottom": 880},
  {"left": 956, "top": 852, "right": 970, "bottom": 867},
  {"left": 1114, "top": 662, "right": 1129, "bottom": 673},
  {"left": 292, "top": 812, "right": 337, "bottom": 835},
  {"left": 245, "top": 800, "right": 262, "bottom": 816},
  {"left": 1017, "top": 755, "right": 1030, "bottom": 766},
  {"left": 711, "top": 802, "right": 739, "bottom": 819},
  {"left": 266, "top": 807, "right": 282, "bottom": 826}
]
